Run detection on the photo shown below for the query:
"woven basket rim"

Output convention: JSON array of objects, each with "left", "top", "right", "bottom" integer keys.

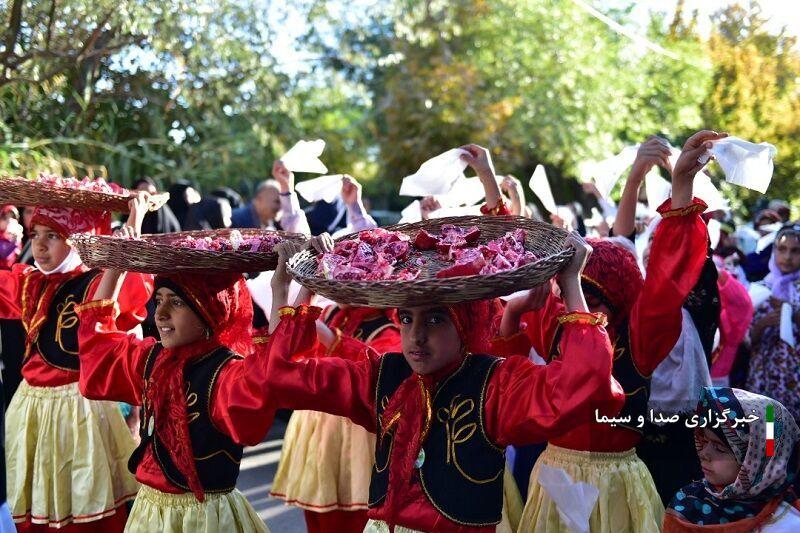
[
  {"left": 287, "top": 215, "right": 572, "bottom": 307},
  {"left": 0, "top": 176, "right": 169, "bottom": 213},
  {"left": 71, "top": 228, "right": 307, "bottom": 273}
]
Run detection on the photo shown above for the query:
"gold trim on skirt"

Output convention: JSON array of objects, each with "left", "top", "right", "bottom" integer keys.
[
  {"left": 5, "top": 380, "right": 139, "bottom": 526},
  {"left": 125, "top": 485, "right": 268, "bottom": 533},
  {"left": 518, "top": 444, "right": 664, "bottom": 533}
]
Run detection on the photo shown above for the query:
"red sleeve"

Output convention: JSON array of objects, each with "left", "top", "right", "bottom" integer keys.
[
  {"left": 76, "top": 299, "right": 157, "bottom": 405},
  {"left": 485, "top": 312, "right": 624, "bottom": 447},
  {"left": 264, "top": 305, "right": 378, "bottom": 432},
  {"left": 630, "top": 198, "right": 709, "bottom": 376},
  {"left": 491, "top": 292, "right": 565, "bottom": 359},
  {"left": 84, "top": 272, "right": 153, "bottom": 332},
  {"left": 210, "top": 336, "right": 277, "bottom": 446},
  {"left": 0, "top": 264, "right": 28, "bottom": 319}
]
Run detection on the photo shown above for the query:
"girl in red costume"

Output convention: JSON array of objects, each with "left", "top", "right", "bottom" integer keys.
[
  {"left": 264, "top": 209, "right": 623, "bottom": 533},
  {"left": 493, "top": 130, "right": 724, "bottom": 532},
  {"left": 0, "top": 195, "right": 152, "bottom": 532},
  {"left": 75, "top": 198, "right": 277, "bottom": 532}
]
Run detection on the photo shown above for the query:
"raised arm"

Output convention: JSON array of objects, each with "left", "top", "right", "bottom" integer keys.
[
  {"left": 341, "top": 175, "right": 378, "bottom": 232},
  {"left": 629, "top": 130, "right": 727, "bottom": 376},
  {"left": 487, "top": 235, "right": 623, "bottom": 445},
  {"left": 209, "top": 338, "right": 278, "bottom": 446},
  {"left": 264, "top": 305, "right": 379, "bottom": 431},
  {"left": 273, "top": 160, "right": 311, "bottom": 236},
  {"left": 76, "top": 298, "right": 156, "bottom": 404},
  {"left": 611, "top": 136, "right": 672, "bottom": 238},
  {"left": 460, "top": 143, "right": 505, "bottom": 214}
]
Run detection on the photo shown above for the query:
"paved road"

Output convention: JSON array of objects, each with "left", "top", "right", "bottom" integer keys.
[{"left": 236, "top": 413, "right": 304, "bottom": 532}]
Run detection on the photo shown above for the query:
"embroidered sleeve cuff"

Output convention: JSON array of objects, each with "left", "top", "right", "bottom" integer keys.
[
  {"left": 75, "top": 299, "right": 118, "bottom": 317},
  {"left": 656, "top": 197, "right": 708, "bottom": 218},
  {"left": 252, "top": 335, "right": 271, "bottom": 345},
  {"left": 279, "top": 304, "right": 323, "bottom": 321},
  {"left": 557, "top": 311, "right": 608, "bottom": 327},
  {"left": 480, "top": 199, "right": 511, "bottom": 216}
]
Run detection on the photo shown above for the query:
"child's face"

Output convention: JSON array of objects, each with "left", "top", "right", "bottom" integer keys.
[
  {"left": 398, "top": 306, "right": 463, "bottom": 375},
  {"left": 30, "top": 224, "right": 71, "bottom": 270},
  {"left": 153, "top": 288, "right": 207, "bottom": 349},
  {"left": 697, "top": 428, "right": 741, "bottom": 488},
  {"left": 774, "top": 234, "right": 800, "bottom": 274}
]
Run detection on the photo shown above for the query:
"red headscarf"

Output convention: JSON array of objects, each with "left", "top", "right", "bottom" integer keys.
[
  {"left": 148, "top": 271, "right": 253, "bottom": 501},
  {"left": 581, "top": 238, "right": 643, "bottom": 329},
  {"left": 30, "top": 206, "right": 111, "bottom": 237}
]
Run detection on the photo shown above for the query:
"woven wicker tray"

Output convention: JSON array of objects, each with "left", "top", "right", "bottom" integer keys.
[
  {"left": 288, "top": 215, "right": 573, "bottom": 307},
  {"left": 0, "top": 176, "right": 168, "bottom": 213},
  {"left": 72, "top": 229, "right": 307, "bottom": 273}
]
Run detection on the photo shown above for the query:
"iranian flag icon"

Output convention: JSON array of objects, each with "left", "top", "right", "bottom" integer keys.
[{"left": 766, "top": 404, "right": 775, "bottom": 458}]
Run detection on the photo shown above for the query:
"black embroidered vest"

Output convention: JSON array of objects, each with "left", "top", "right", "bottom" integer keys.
[
  {"left": 369, "top": 353, "right": 505, "bottom": 526},
  {"left": 128, "top": 345, "right": 243, "bottom": 494},
  {"left": 322, "top": 306, "right": 395, "bottom": 342},
  {"left": 34, "top": 270, "right": 100, "bottom": 371},
  {"left": 549, "top": 322, "right": 649, "bottom": 433}
]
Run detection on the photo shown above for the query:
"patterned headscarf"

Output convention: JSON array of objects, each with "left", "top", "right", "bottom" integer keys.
[
  {"left": 30, "top": 206, "right": 111, "bottom": 237},
  {"left": 148, "top": 272, "right": 253, "bottom": 501},
  {"left": 665, "top": 387, "right": 800, "bottom": 531}
]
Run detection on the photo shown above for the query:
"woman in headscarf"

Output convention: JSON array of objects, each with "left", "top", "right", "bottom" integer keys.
[
  {"left": 746, "top": 224, "right": 800, "bottom": 420},
  {"left": 0, "top": 198, "right": 152, "bottom": 532},
  {"left": 264, "top": 227, "right": 623, "bottom": 532},
  {"left": 75, "top": 197, "right": 277, "bottom": 532},
  {"left": 663, "top": 387, "right": 800, "bottom": 531}
]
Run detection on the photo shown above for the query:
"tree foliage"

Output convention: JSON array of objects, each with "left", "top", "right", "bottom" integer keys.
[{"left": 0, "top": 0, "right": 797, "bottom": 215}]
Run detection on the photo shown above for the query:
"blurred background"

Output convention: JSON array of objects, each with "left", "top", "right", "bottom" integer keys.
[{"left": 1, "top": 0, "right": 797, "bottom": 218}]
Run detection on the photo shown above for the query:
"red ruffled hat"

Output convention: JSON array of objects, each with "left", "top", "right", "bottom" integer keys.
[{"left": 581, "top": 238, "right": 643, "bottom": 327}]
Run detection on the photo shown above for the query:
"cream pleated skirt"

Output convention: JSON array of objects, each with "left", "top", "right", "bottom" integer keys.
[
  {"left": 5, "top": 380, "right": 139, "bottom": 527},
  {"left": 125, "top": 485, "right": 267, "bottom": 533},
  {"left": 270, "top": 410, "right": 375, "bottom": 512},
  {"left": 518, "top": 444, "right": 664, "bottom": 533}
]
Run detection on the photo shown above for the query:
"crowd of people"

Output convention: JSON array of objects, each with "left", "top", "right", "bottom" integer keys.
[{"left": 0, "top": 130, "right": 797, "bottom": 533}]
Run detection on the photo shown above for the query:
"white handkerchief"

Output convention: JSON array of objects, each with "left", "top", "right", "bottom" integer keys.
[
  {"left": 295, "top": 174, "right": 343, "bottom": 203},
  {"left": 444, "top": 176, "right": 489, "bottom": 207},
  {"left": 706, "top": 137, "right": 777, "bottom": 194},
  {"left": 430, "top": 204, "right": 483, "bottom": 218},
  {"left": 645, "top": 171, "right": 672, "bottom": 211},
  {"left": 280, "top": 139, "right": 328, "bottom": 174},
  {"left": 780, "top": 303, "right": 796, "bottom": 349},
  {"left": 694, "top": 173, "right": 729, "bottom": 212},
  {"left": 399, "top": 149, "right": 470, "bottom": 197},
  {"left": 536, "top": 464, "right": 599, "bottom": 533},
  {"left": 529, "top": 164, "right": 557, "bottom": 214},
  {"left": 583, "top": 145, "right": 639, "bottom": 199}
]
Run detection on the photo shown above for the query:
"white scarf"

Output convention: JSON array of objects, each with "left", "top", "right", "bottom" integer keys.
[
  {"left": 648, "top": 308, "right": 712, "bottom": 418},
  {"left": 35, "top": 247, "right": 83, "bottom": 275}
]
